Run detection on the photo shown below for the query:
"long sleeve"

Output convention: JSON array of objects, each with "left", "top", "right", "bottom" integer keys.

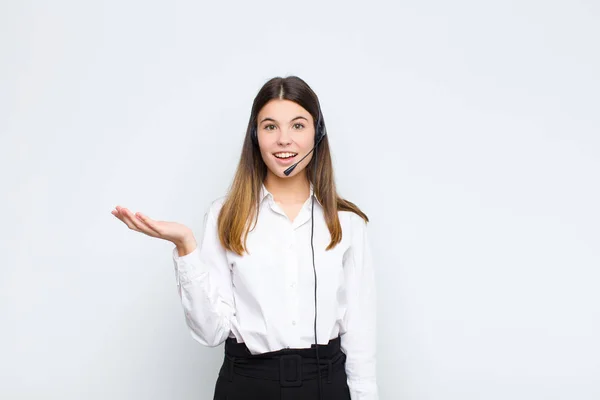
[
  {"left": 340, "top": 214, "right": 379, "bottom": 399},
  {"left": 172, "top": 204, "right": 235, "bottom": 347}
]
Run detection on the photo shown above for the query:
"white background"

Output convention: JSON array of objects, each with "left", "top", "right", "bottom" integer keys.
[{"left": 1, "top": 0, "right": 599, "bottom": 399}]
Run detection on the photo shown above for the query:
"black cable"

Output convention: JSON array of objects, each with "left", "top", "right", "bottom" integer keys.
[
  {"left": 266, "top": 103, "right": 325, "bottom": 398},
  {"left": 311, "top": 139, "right": 322, "bottom": 399}
]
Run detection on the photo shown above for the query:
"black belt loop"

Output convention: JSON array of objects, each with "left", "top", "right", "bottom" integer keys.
[{"left": 327, "top": 359, "right": 332, "bottom": 384}]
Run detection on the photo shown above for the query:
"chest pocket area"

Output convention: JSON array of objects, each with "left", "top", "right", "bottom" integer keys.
[{"left": 225, "top": 227, "right": 286, "bottom": 291}]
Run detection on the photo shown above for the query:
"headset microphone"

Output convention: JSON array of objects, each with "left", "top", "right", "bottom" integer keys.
[{"left": 283, "top": 133, "right": 325, "bottom": 176}]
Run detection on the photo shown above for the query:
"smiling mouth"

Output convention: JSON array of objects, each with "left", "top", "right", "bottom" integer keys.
[{"left": 273, "top": 152, "right": 298, "bottom": 159}]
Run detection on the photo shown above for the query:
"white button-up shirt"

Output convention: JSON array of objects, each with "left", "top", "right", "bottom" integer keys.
[{"left": 172, "top": 183, "right": 378, "bottom": 399}]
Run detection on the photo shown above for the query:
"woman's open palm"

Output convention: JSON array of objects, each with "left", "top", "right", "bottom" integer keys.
[{"left": 111, "top": 205, "right": 192, "bottom": 245}]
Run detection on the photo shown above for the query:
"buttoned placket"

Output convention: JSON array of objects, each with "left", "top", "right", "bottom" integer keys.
[{"left": 266, "top": 195, "right": 315, "bottom": 349}]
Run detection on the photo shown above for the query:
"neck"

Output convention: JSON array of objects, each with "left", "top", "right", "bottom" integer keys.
[{"left": 264, "top": 170, "right": 311, "bottom": 205}]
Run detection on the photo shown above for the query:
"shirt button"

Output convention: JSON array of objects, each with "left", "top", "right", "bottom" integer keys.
[
  {"left": 292, "top": 320, "right": 296, "bottom": 326},
  {"left": 290, "top": 282, "right": 295, "bottom": 288}
]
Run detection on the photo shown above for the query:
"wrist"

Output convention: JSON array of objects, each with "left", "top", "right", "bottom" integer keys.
[{"left": 175, "top": 235, "right": 197, "bottom": 256}]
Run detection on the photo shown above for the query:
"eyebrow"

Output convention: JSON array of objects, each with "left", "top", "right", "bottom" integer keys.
[{"left": 259, "top": 116, "right": 309, "bottom": 124}]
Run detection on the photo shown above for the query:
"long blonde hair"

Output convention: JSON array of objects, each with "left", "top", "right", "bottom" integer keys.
[{"left": 217, "top": 76, "right": 368, "bottom": 256}]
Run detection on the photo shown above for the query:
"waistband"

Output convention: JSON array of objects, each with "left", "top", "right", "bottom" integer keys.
[
  {"left": 225, "top": 335, "right": 342, "bottom": 359},
  {"left": 221, "top": 336, "right": 346, "bottom": 386}
]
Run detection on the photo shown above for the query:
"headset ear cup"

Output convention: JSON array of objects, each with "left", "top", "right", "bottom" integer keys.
[
  {"left": 251, "top": 127, "right": 257, "bottom": 146},
  {"left": 316, "top": 120, "right": 326, "bottom": 144},
  {"left": 315, "top": 113, "right": 324, "bottom": 144}
]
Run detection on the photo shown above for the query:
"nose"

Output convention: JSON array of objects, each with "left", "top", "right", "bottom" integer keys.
[{"left": 276, "top": 128, "right": 293, "bottom": 145}]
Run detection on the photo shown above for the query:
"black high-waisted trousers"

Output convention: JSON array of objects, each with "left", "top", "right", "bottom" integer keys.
[{"left": 213, "top": 335, "right": 351, "bottom": 400}]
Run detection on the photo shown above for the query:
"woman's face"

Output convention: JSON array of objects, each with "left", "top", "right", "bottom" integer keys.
[{"left": 256, "top": 99, "right": 315, "bottom": 179}]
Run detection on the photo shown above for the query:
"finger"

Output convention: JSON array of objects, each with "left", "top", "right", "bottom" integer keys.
[
  {"left": 119, "top": 208, "right": 144, "bottom": 232},
  {"left": 113, "top": 206, "right": 137, "bottom": 228},
  {"left": 113, "top": 207, "right": 128, "bottom": 221},
  {"left": 134, "top": 213, "right": 161, "bottom": 236},
  {"left": 112, "top": 208, "right": 127, "bottom": 224},
  {"left": 122, "top": 208, "right": 158, "bottom": 237},
  {"left": 114, "top": 207, "right": 159, "bottom": 238}
]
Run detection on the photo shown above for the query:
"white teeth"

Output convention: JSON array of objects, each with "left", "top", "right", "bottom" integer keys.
[{"left": 274, "top": 152, "right": 297, "bottom": 159}]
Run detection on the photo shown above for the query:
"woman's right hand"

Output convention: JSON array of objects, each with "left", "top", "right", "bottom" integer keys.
[{"left": 111, "top": 205, "right": 195, "bottom": 247}]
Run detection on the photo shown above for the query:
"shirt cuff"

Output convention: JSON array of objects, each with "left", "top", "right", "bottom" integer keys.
[
  {"left": 348, "top": 378, "right": 379, "bottom": 400},
  {"left": 172, "top": 245, "right": 207, "bottom": 284}
]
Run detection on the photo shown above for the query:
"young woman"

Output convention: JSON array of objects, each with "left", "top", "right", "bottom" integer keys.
[{"left": 112, "top": 76, "right": 378, "bottom": 399}]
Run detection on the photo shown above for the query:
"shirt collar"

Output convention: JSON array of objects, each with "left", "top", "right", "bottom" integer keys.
[{"left": 260, "top": 182, "right": 322, "bottom": 207}]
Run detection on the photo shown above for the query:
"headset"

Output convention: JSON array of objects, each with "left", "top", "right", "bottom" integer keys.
[{"left": 251, "top": 101, "right": 328, "bottom": 399}]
